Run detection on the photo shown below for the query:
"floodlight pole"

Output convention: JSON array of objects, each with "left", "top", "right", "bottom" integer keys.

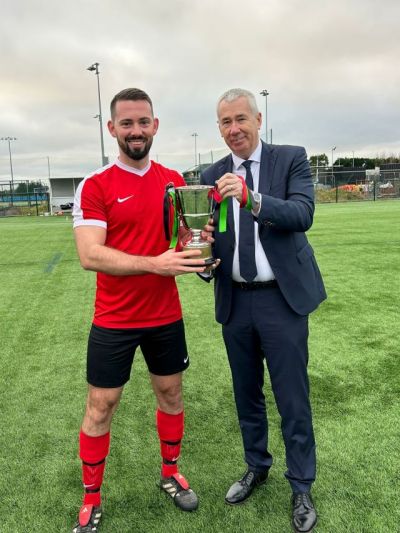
[
  {"left": 331, "top": 146, "right": 336, "bottom": 187},
  {"left": 87, "top": 62, "right": 107, "bottom": 166},
  {"left": 47, "top": 156, "right": 51, "bottom": 180},
  {"left": 260, "top": 90, "right": 270, "bottom": 143},
  {"left": 1, "top": 136, "right": 17, "bottom": 203},
  {"left": 192, "top": 132, "right": 198, "bottom": 168}
]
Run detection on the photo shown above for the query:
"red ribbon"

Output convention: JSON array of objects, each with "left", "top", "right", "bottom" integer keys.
[
  {"left": 209, "top": 187, "right": 223, "bottom": 203},
  {"left": 237, "top": 175, "right": 248, "bottom": 208},
  {"left": 209, "top": 176, "right": 247, "bottom": 206}
]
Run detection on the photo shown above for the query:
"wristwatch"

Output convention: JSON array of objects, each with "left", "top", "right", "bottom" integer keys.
[{"left": 249, "top": 189, "right": 262, "bottom": 214}]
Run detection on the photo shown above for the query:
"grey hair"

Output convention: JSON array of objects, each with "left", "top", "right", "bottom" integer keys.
[{"left": 217, "top": 88, "right": 259, "bottom": 116}]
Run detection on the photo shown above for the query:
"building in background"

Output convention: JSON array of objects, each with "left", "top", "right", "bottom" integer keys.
[{"left": 49, "top": 176, "right": 83, "bottom": 213}]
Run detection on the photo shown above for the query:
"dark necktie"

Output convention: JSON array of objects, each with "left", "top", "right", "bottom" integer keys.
[{"left": 239, "top": 160, "right": 257, "bottom": 281}]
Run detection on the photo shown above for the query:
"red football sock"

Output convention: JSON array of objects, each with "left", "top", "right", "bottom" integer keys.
[
  {"left": 156, "top": 409, "right": 184, "bottom": 478},
  {"left": 79, "top": 430, "right": 110, "bottom": 507}
]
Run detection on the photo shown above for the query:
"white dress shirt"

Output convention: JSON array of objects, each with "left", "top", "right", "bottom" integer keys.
[{"left": 231, "top": 141, "right": 275, "bottom": 282}]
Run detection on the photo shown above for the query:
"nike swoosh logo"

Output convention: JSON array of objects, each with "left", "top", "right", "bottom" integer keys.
[
  {"left": 117, "top": 195, "right": 134, "bottom": 203},
  {"left": 183, "top": 356, "right": 189, "bottom": 364}
]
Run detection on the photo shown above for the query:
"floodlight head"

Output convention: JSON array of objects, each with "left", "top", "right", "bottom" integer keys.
[{"left": 87, "top": 62, "right": 99, "bottom": 72}]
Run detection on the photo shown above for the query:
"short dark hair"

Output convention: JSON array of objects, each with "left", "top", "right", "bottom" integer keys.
[{"left": 110, "top": 88, "right": 153, "bottom": 119}]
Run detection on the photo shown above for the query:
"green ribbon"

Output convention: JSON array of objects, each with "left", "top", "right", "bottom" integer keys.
[
  {"left": 245, "top": 190, "right": 252, "bottom": 211},
  {"left": 218, "top": 198, "right": 228, "bottom": 233}
]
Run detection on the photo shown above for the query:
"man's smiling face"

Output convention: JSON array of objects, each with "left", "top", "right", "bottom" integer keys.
[
  {"left": 108, "top": 99, "right": 159, "bottom": 165},
  {"left": 217, "top": 96, "right": 261, "bottom": 160}
]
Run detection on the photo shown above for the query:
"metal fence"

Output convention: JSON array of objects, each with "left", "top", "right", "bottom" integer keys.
[
  {"left": 184, "top": 167, "right": 400, "bottom": 204},
  {"left": 314, "top": 172, "right": 400, "bottom": 203},
  {"left": 1, "top": 174, "right": 398, "bottom": 218},
  {"left": 0, "top": 192, "right": 50, "bottom": 216}
]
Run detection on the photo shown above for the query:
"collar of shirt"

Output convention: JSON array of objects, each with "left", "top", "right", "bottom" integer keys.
[
  {"left": 231, "top": 140, "right": 262, "bottom": 173},
  {"left": 115, "top": 158, "right": 151, "bottom": 176}
]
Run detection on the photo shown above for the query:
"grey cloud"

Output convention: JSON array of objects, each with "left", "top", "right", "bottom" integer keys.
[{"left": 1, "top": 0, "right": 400, "bottom": 181}]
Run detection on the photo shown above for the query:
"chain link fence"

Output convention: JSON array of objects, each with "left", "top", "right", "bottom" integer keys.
[
  {"left": 1, "top": 156, "right": 399, "bottom": 217},
  {"left": 0, "top": 192, "right": 50, "bottom": 217},
  {"left": 183, "top": 161, "right": 400, "bottom": 205},
  {"left": 313, "top": 169, "right": 400, "bottom": 203}
]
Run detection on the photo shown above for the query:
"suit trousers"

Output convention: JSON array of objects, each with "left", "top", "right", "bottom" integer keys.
[{"left": 222, "top": 284, "right": 316, "bottom": 493}]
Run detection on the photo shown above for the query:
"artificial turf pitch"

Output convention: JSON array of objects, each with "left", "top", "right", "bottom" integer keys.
[{"left": 0, "top": 200, "right": 399, "bottom": 532}]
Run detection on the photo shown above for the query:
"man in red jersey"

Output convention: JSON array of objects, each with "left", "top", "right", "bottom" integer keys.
[{"left": 71, "top": 88, "right": 210, "bottom": 532}]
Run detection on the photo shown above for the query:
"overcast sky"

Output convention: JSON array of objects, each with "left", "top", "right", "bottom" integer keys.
[{"left": 1, "top": 0, "right": 399, "bottom": 182}]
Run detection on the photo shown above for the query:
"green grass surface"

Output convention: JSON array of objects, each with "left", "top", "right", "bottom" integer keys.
[{"left": 0, "top": 202, "right": 399, "bottom": 532}]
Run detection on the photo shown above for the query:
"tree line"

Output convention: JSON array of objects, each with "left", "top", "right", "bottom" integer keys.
[
  {"left": 0, "top": 180, "right": 47, "bottom": 195},
  {"left": 309, "top": 154, "right": 400, "bottom": 169}
]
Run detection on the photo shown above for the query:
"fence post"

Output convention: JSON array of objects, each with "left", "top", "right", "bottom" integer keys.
[
  {"left": 335, "top": 185, "right": 338, "bottom": 203},
  {"left": 35, "top": 192, "right": 39, "bottom": 216},
  {"left": 373, "top": 181, "right": 376, "bottom": 201}
]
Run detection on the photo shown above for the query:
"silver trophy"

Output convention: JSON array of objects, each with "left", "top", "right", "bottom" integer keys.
[{"left": 175, "top": 185, "right": 215, "bottom": 265}]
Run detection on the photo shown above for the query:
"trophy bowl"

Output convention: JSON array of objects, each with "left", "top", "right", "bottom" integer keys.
[{"left": 175, "top": 185, "right": 215, "bottom": 264}]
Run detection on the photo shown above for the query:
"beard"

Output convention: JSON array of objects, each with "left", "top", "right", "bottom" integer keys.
[{"left": 118, "top": 135, "right": 153, "bottom": 161}]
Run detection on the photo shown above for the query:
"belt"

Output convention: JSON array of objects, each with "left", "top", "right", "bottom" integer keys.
[{"left": 232, "top": 280, "right": 278, "bottom": 290}]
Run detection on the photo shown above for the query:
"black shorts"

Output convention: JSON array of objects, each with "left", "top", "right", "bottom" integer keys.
[{"left": 87, "top": 319, "right": 189, "bottom": 388}]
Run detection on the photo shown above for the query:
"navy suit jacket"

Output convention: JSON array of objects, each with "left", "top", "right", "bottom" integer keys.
[{"left": 200, "top": 141, "right": 327, "bottom": 324}]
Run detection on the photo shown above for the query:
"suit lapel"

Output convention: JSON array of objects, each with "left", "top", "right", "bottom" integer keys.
[{"left": 258, "top": 141, "right": 277, "bottom": 195}]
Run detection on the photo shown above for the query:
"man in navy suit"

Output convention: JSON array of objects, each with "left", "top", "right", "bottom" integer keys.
[{"left": 200, "top": 88, "right": 326, "bottom": 533}]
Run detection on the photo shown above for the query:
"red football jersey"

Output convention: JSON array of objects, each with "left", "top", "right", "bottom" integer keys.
[{"left": 73, "top": 159, "right": 185, "bottom": 328}]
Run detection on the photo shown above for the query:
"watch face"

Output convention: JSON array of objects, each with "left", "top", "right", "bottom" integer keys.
[{"left": 251, "top": 191, "right": 261, "bottom": 204}]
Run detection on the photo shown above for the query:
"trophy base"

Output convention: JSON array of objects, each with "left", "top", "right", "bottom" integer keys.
[{"left": 182, "top": 241, "right": 214, "bottom": 264}]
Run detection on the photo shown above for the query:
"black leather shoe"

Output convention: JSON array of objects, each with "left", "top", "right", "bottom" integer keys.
[
  {"left": 225, "top": 469, "right": 268, "bottom": 505},
  {"left": 291, "top": 492, "right": 317, "bottom": 532}
]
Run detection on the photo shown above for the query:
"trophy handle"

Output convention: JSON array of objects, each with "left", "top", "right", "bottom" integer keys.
[{"left": 163, "top": 183, "right": 179, "bottom": 248}]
